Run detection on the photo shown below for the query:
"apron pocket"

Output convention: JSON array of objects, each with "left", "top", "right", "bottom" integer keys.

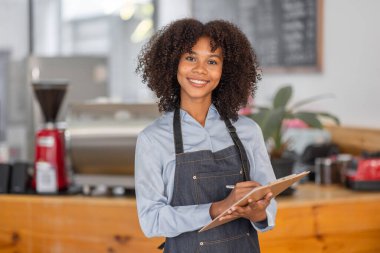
[
  {"left": 196, "top": 232, "right": 258, "bottom": 253},
  {"left": 194, "top": 169, "right": 243, "bottom": 204}
]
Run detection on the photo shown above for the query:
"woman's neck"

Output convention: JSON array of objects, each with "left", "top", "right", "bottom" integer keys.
[{"left": 180, "top": 99, "right": 211, "bottom": 127}]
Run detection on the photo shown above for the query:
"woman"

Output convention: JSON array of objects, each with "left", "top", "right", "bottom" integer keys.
[{"left": 135, "top": 18, "right": 277, "bottom": 253}]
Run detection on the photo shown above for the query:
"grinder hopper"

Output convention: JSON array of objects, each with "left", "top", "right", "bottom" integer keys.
[{"left": 32, "top": 80, "right": 68, "bottom": 124}]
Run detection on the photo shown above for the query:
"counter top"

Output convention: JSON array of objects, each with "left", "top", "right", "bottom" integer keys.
[
  {"left": 2, "top": 182, "right": 378, "bottom": 204},
  {"left": 278, "top": 183, "right": 380, "bottom": 206}
]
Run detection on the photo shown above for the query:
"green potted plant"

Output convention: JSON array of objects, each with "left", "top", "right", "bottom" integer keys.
[{"left": 249, "top": 85, "right": 340, "bottom": 180}]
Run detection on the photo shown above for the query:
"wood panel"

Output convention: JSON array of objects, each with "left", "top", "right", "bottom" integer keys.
[
  {"left": 1, "top": 184, "right": 380, "bottom": 253},
  {"left": 259, "top": 184, "right": 380, "bottom": 253},
  {"left": 0, "top": 196, "right": 163, "bottom": 253},
  {"left": 260, "top": 230, "right": 380, "bottom": 253},
  {"left": 326, "top": 125, "right": 380, "bottom": 155},
  {"left": 316, "top": 198, "right": 380, "bottom": 235}
]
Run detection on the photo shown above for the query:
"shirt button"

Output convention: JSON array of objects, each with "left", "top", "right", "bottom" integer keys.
[
  {"left": 193, "top": 175, "right": 197, "bottom": 180},
  {"left": 199, "top": 242, "right": 204, "bottom": 246}
]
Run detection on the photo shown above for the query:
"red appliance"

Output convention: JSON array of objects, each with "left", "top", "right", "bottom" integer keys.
[
  {"left": 32, "top": 80, "right": 68, "bottom": 193},
  {"left": 345, "top": 158, "right": 380, "bottom": 190}
]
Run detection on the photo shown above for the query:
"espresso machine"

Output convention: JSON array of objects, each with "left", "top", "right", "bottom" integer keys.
[{"left": 32, "top": 80, "right": 69, "bottom": 193}]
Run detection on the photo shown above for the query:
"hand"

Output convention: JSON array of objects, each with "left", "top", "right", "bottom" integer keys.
[
  {"left": 210, "top": 181, "right": 260, "bottom": 219},
  {"left": 219, "top": 192, "right": 273, "bottom": 223}
]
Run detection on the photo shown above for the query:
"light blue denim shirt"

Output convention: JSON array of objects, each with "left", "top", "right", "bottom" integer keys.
[{"left": 135, "top": 104, "right": 277, "bottom": 238}]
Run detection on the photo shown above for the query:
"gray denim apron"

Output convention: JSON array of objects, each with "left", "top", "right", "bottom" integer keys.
[{"left": 162, "top": 108, "right": 260, "bottom": 253}]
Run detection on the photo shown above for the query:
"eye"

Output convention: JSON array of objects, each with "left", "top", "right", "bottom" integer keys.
[
  {"left": 185, "top": 56, "right": 196, "bottom": 62},
  {"left": 208, "top": 59, "right": 218, "bottom": 65}
]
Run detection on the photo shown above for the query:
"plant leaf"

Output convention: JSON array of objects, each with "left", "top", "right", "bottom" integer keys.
[
  {"left": 249, "top": 111, "right": 267, "bottom": 126},
  {"left": 256, "top": 106, "right": 270, "bottom": 112},
  {"left": 261, "top": 107, "right": 286, "bottom": 147},
  {"left": 273, "top": 85, "right": 292, "bottom": 108},
  {"left": 317, "top": 112, "right": 341, "bottom": 125},
  {"left": 291, "top": 93, "right": 335, "bottom": 110},
  {"left": 294, "top": 112, "right": 323, "bottom": 128},
  {"left": 284, "top": 111, "right": 295, "bottom": 120}
]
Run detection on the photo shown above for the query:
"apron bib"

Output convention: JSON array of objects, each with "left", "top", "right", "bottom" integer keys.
[{"left": 163, "top": 108, "right": 260, "bottom": 253}]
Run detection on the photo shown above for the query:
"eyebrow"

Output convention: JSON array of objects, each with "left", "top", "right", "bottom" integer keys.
[{"left": 188, "top": 50, "right": 223, "bottom": 59}]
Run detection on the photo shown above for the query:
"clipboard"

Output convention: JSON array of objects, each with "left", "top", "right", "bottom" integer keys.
[{"left": 199, "top": 171, "right": 310, "bottom": 232}]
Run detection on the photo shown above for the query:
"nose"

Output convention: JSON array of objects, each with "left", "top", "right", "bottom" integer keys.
[{"left": 192, "top": 61, "right": 207, "bottom": 75}]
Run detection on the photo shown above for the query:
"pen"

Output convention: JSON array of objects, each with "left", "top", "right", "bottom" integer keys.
[{"left": 225, "top": 185, "right": 235, "bottom": 189}]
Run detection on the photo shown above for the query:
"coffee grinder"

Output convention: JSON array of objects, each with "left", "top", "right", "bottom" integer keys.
[{"left": 32, "top": 80, "right": 69, "bottom": 193}]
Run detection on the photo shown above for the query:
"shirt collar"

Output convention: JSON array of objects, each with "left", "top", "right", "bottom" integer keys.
[{"left": 179, "top": 103, "right": 219, "bottom": 121}]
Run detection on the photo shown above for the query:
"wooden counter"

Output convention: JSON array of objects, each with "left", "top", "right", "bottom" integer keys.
[
  {"left": 258, "top": 184, "right": 380, "bottom": 253},
  {"left": 0, "top": 184, "right": 379, "bottom": 253}
]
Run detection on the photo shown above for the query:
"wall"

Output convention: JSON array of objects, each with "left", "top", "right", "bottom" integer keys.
[
  {"left": 0, "top": 0, "right": 29, "bottom": 161},
  {"left": 0, "top": 0, "right": 28, "bottom": 61},
  {"left": 157, "top": 0, "right": 191, "bottom": 28},
  {"left": 256, "top": 0, "right": 380, "bottom": 129},
  {"left": 157, "top": 0, "right": 380, "bottom": 129},
  {"left": 1, "top": 0, "right": 379, "bottom": 130}
]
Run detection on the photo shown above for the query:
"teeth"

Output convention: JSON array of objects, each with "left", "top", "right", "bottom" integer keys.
[{"left": 189, "top": 79, "right": 208, "bottom": 84}]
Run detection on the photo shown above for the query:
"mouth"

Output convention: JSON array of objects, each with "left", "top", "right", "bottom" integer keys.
[{"left": 187, "top": 78, "right": 209, "bottom": 87}]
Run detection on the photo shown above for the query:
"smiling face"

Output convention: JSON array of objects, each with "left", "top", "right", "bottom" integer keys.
[{"left": 177, "top": 36, "right": 223, "bottom": 106}]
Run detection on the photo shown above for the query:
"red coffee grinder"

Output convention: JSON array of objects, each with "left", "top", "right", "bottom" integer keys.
[{"left": 32, "top": 80, "right": 69, "bottom": 193}]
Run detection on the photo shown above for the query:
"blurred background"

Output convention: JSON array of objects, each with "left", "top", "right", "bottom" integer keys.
[
  {"left": 0, "top": 0, "right": 379, "bottom": 252},
  {"left": 0, "top": 0, "right": 379, "bottom": 164}
]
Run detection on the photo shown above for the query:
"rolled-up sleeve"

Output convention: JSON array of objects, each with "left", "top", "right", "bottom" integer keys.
[
  {"left": 250, "top": 123, "right": 277, "bottom": 232},
  {"left": 134, "top": 132, "right": 212, "bottom": 238}
]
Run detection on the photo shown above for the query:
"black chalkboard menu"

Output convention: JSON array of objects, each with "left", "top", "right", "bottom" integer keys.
[{"left": 193, "top": 0, "right": 322, "bottom": 72}]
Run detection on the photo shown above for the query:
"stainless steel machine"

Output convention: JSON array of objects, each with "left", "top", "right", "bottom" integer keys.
[{"left": 66, "top": 103, "right": 160, "bottom": 189}]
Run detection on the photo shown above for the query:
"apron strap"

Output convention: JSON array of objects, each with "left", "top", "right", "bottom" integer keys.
[
  {"left": 173, "top": 108, "right": 184, "bottom": 154},
  {"left": 224, "top": 119, "right": 250, "bottom": 181},
  {"left": 173, "top": 107, "right": 250, "bottom": 180}
]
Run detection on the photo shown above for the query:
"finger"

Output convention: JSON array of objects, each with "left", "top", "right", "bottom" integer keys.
[
  {"left": 235, "top": 181, "right": 261, "bottom": 188},
  {"left": 226, "top": 207, "right": 234, "bottom": 214},
  {"left": 248, "top": 200, "right": 259, "bottom": 210},
  {"left": 247, "top": 198, "right": 259, "bottom": 209},
  {"left": 256, "top": 195, "right": 272, "bottom": 209},
  {"left": 254, "top": 193, "right": 272, "bottom": 207},
  {"left": 226, "top": 205, "right": 238, "bottom": 215},
  {"left": 256, "top": 200, "right": 268, "bottom": 209},
  {"left": 219, "top": 212, "right": 240, "bottom": 221},
  {"left": 264, "top": 192, "right": 273, "bottom": 201},
  {"left": 229, "top": 205, "right": 259, "bottom": 220},
  {"left": 263, "top": 192, "right": 273, "bottom": 204},
  {"left": 230, "top": 205, "right": 252, "bottom": 216},
  {"left": 232, "top": 187, "right": 255, "bottom": 198}
]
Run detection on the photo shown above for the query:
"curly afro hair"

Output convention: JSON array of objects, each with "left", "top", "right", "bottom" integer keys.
[{"left": 136, "top": 18, "right": 260, "bottom": 121}]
